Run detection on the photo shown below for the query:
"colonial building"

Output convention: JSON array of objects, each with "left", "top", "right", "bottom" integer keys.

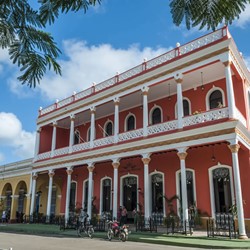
[
  {"left": 0, "top": 158, "right": 32, "bottom": 222},
  {"left": 1, "top": 26, "right": 250, "bottom": 239}
]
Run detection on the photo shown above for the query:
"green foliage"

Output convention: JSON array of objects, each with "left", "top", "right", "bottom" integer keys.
[
  {"left": 0, "top": 0, "right": 101, "bottom": 87},
  {"left": 170, "top": 0, "right": 250, "bottom": 30}
]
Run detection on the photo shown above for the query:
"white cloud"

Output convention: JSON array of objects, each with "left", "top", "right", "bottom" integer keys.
[
  {"left": 0, "top": 49, "right": 11, "bottom": 73},
  {"left": 0, "top": 112, "right": 35, "bottom": 160},
  {"left": 39, "top": 40, "right": 171, "bottom": 101},
  {"left": 234, "top": 4, "right": 250, "bottom": 28}
]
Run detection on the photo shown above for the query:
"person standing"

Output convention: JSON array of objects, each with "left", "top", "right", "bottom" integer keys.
[
  {"left": 1, "top": 210, "right": 6, "bottom": 223},
  {"left": 120, "top": 206, "right": 127, "bottom": 226}
]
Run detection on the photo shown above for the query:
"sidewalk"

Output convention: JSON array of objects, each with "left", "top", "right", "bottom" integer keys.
[{"left": 0, "top": 223, "right": 250, "bottom": 249}]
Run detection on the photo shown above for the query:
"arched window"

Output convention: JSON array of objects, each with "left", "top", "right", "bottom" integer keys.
[
  {"left": 74, "top": 130, "right": 81, "bottom": 144},
  {"left": 151, "top": 173, "right": 163, "bottom": 213},
  {"left": 105, "top": 121, "right": 113, "bottom": 137},
  {"left": 183, "top": 99, "right": 190, "bottom": 116},
  {"left": 126, "top": 115, "right": 135, "bottom": 131},
  {"left": 152, "top": 107, "right": 162, "bottom": 125},
  {"left": 102, "top": 178, "right": 111, "bottom": 212},
  {"left": 209, "top": 90, "right": 223, "bottom": 109}
]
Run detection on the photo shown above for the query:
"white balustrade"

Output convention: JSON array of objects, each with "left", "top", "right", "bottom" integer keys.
[
  {"left": 146, "top": 50, "right": 176, "bottom": 69},
  {"left": 53, "top": 147, "right": 69, "bottom": 157},
  {"left": 119, "top": 65, "right": 143, "bottom": 81},
  {"left": 57, "top": 96, "right": 74, "bottom": 108},
  {"left": 36, "top": 151, "right": 51, "bottom": 161},
  {"left": 75, "top": 88, "right": 93, "bottom": 100},
  {"left": 40, "top": 104, "right": 56, "bottom": 115},
  {"left": 235, "top": 108, "right": 247, "bottom": 127},
  {"left": 183, "top": 107, "right": 229, "bottom": 127},
  {"left": 39, "top": 28, "right": 227, "bottom": 116},
  {"left": 179, "top": 29, "right": 223, "bottom": 55},
  {"left": 95, "top": 77, "right": 116, "bottom": 92},
  {"left": 147, "top": 120, "right": 178, "bottom": 135},
  {"left": 72, "top": 142, "right": 91, "bottom": 152},
  {"left": 118, "top": 129, "right": 144, "bottom": 142},
  {"left": 93, "top": 136, "right": 114, "bottom": 147}
]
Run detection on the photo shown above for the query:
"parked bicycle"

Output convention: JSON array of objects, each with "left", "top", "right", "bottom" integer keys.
[
  {"left": 77, "top": 209, "right": 94, "bottom": 238},
  {"left": 106, "top": 220, "right": 129, "bottom": 242},
  {"left": 77, "top": 221, "right": 94, "bottom": 238}
]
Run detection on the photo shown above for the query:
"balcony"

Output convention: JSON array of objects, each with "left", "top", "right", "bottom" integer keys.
[
  {"left": 38, "top": 28, "right": 228, "bottom": 117},
  {"left": 36, "top": 107, "right": 231, "bottom": 162}
]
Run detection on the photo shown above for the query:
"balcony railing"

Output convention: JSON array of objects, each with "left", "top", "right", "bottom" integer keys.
[
  {"left": 36, "top": 107, "right": 229, "bottom": 161},
  {"left": 39, "top": 27, "right": 228, "bottom": 116}
]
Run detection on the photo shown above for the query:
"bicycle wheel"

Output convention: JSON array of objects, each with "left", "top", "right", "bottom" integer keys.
[
  {"left": 88, "top": 226, "right": 94, "bottom": 238},
  {"left": 77, "top": 226, "right": 85, "bottom": 237},
  {"left": 107, "top": 229, "right": 113, "bottom": 241}
]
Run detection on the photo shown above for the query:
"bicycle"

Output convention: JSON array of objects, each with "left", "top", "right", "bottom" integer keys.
[{"left": 77, "top": 221, "right": 94, "bottom": 238}]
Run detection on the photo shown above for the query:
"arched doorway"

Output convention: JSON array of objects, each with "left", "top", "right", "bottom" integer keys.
[
  {"left": 2, "top": 183, "right": 12, "bottom": 221},
  {"left": 212, "top": 167, "right": 232, "bottom": 213},
  {"left": 151, "top": 173, "right": 164, "bottom": 213},
  {"left": 15, "top": 181, "right": 28, "bottom": 222},
  {"left": 121, "top": 176, "right": 137, "bottom": 213}
]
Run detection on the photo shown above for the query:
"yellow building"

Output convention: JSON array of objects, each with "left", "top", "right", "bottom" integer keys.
[{"left": 0, "top": 158, "right": 32, "bottom": 222}]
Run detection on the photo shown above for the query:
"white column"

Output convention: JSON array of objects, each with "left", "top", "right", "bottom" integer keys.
[
  {"left": 34, "top": 127, "right": 41, "bottom": 161},
  {"left": 112, "top": 160, "right": 120, "bottom": 219},
  {"left": 90, "top": 107, "right": 96, "bottom": 148},
  {"left": 51, "top": 121, "right": 57, "bottom": 157},
  {"left": 175, "top": 74, "right": 184, "bottom": 129},
  {"left": 69, "top": 114, "right": 75, "bottom": 153},
  {"left": 46, "top": 170, "right": 55, "bottom": 220},
  {"left": 30, "top": 173, "right": 38, "bottom": 216},
  {"left": 228, "top": 143, "right": 248, "bottom": 239},
  {"left": 224, "top": 61, "right": 236, "bottom": 119},
  {"left": 141, "top": 86, "right": 149, "bottom": 136},
  {"left": 87, "top": 164, "right": 95, "bottom": 219},
  {"left": 114, "top": 97, "right": 120, "bottom": 143},
  {"left": 177, "top": 148, "right": 188, "bottom": 230},
  {"left": 65, "top": 167, "right": 73, "bottom": 224},
  {"left": 142, "top": 155, "right": 151, "bottom": 219}
]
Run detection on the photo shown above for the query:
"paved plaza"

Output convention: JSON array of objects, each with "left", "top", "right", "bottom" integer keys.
[{"left": 0, "top": 232, "right": 204, "bottom": 250}]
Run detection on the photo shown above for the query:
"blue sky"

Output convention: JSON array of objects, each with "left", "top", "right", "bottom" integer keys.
[{"left": 1, "top": 0, "right": 250, "bottom": 165}]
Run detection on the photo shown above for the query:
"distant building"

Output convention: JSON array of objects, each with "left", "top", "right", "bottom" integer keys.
[{"left": 1, "top": 27, "right": 250, "bottom": 238}]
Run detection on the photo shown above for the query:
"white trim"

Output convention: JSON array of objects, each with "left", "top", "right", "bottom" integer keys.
[
  {"left": 174, "top": 97, "right": 192, "bottom": 118},
  {"left": 82, "top": 179, "right": 88, "bottom": 209},
  {"left": 74, "top": 129, "right": 80, "bottom": 144},
  {"left": 103, "top": 120, "right": 114, "bottom": 137},
  {"left": 124, "top": 113, "right": 136, "bottom": 131},
  {"left": 206, "top": 87, "right": 225, "bottom": 111},
  {"left": 149, "top": 171, "right": 166, "bottom": 217},
  {"left": 99, "top": 176, "right": 112, "bottom": 215},
  {"left": 175, "top": 168, "right": 197, "bottom": 217},
  {"left": 149, "top": 105, "right": 163, "bottom": 125},
  {"left": 120, "top": 174, "right": 139, "bottom": 210},
  {"left": 86, "top": 127, "right": 91, "bottom": 142},
  {"left": 208, "top": 164, "right": 235, "bottom": 219}
]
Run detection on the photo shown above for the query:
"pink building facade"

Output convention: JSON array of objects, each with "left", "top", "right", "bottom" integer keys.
[{"left": 30, "top": 27, "right": 250, "bottom": 238}]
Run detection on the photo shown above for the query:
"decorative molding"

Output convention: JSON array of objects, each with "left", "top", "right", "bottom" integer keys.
[
  {"left": 228, "top": 144, "right": 240, "bottom": 153},
  {"left": 177, "top": 152, "right": 188, "bottom": 160},
  {"left": 142, "top": 157, "right": 151, "bottom": 165}
]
